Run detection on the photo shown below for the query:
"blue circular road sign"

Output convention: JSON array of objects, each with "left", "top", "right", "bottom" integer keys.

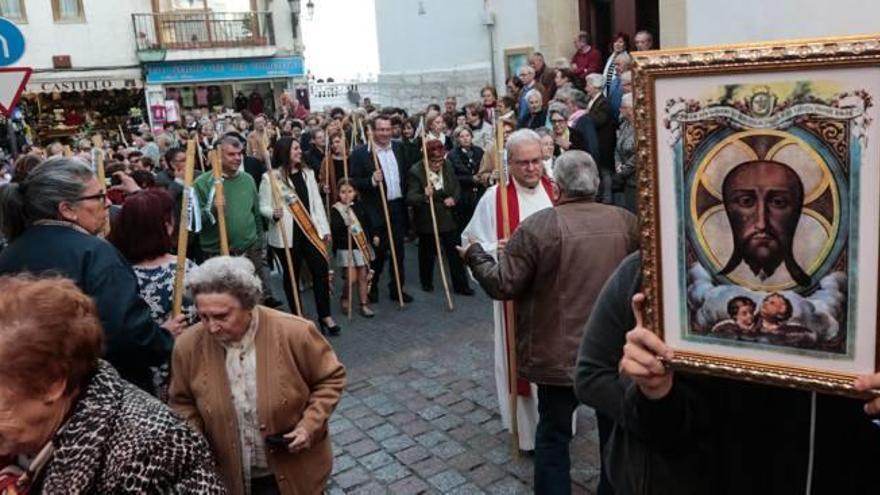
[{"left": 0, "top": 17, "right": 25, "bottom": 66}]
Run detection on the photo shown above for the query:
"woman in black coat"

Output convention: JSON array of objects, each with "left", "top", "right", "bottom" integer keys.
[
  {"left": 0, "top": 159, "right": 183, "bottom": 394},
  {"left": 448, "top": 125, "right": 486, "bottom": 231}
]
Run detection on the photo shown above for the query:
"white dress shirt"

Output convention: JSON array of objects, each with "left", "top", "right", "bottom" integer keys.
[{"left": 375, "top": 144, "right": 402, "bottom": 200}]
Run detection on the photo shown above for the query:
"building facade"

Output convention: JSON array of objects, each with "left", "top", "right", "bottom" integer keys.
[
  {"left": 371, "top": 0, "right": 658, "bottom": 111},
  {"left": 7, "top": 0, "right": 151, "bottom": 144},
  {"left": 138, "top": 0, "right": 307, "bottom": 130},
  {"left": 2, "top": 0, "right": 307, "bottom": 143}
]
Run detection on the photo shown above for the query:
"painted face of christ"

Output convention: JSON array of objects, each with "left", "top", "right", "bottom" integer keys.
[{"left": 719, "top": 160, "right": 811, "bottom": 287}]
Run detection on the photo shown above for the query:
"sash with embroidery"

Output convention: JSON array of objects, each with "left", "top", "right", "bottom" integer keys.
[
  {"left": 333, "top": 202, "right": 375, "bottom": 262},
  {"left": 495, "top": 176, "right": 555, "bottom": 397},
  {"left": 279, "top": 174, "right": 329, "bottom": 260}
]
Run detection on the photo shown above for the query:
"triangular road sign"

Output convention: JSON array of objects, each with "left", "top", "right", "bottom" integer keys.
[{"left": 0, "top": 67, "right": 30, "bottom": 116}]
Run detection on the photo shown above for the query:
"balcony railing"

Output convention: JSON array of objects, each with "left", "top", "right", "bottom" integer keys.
[{"left": 133, "top": 11, "right": 275, "bottom": 51}]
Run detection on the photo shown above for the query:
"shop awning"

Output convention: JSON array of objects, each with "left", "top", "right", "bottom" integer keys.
[{"left": 26, "top": 68, "right": 144, "bottom": 94}]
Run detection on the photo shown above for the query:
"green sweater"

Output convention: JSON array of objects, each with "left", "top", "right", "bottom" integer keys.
[{"left": 193, "top": 171, "right": 261, "bottom": 254}]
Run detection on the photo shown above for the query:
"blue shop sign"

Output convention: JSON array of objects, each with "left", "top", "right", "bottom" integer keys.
[{"left": 145, "top": 56, "right": 304, "bottom": 84}]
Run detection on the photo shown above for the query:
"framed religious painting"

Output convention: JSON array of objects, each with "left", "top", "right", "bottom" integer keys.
[
  {"left": 633, "top": 35, "right": 880, "bottom": 395},
  {"left": 504, "top": 47, "right": 532, "bottom": 80}
]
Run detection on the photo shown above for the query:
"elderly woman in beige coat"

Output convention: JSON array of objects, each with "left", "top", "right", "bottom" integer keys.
[{"left": 169, "top": 256, "right": 346, "bottom": 495}]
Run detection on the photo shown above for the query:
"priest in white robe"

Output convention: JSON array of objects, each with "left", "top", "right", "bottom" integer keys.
[{"left": 461, "top": 129, "right": 554, "bottom": 451}]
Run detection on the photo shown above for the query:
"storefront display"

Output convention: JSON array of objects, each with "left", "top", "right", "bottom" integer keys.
[
  {"left": 23, "top": 69, "right": 146, "bottom": 145},
  {"left": 144, "top": 56, "right": 304, "bottom": 128}
]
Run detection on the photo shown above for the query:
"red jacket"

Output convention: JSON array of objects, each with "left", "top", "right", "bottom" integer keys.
[{"left": 571, "top": 47, "right": 602, "bottom": 78}]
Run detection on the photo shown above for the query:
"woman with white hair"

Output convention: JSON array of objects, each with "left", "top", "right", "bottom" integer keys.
[
  {"left": 517, "top": 89, "right": 548, "bottom": 130},
  {"left": 613, "top": 92, "right": 637, "bottom": 212},
  {"left": 169, "top": 256, "right": 346, "bottom": 495}
]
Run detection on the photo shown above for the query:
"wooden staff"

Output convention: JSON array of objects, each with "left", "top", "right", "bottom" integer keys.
[
  {"left": 268, "top": 169, "right": 304, "bottom": 317},
  {"left": 92, "top": 137, "right": 109, "bottom": 234},
  {"left": 346, "top": 223, "right": 354, "bottom": 320},
  {"left": 340, "top": 131, "right": 354, "bottom": 320},
  {"left": 419, "top": 120, "right": 454, "bottom": 311},
  {"left": 323, "top": 135, "right": 332, "bottom": 215},
  {"left": 367, "top": 129, "right": 405, "bottom": 308},
  {"left": 117, "top": 125, "right": 129, "bottom": 147},
  {"left": 496, "top": 120, "right": 520, "bottom": 454},
  {"left": 91, "top": 135, "right": 111, "bottom": 237},
  {"left": 62, "top": 145, "right": 72, "bottom": 158},
  {"left": 209, "top": 149, "right": 230, "bottom": 256},
  {"left": 341, "top": 129, "right": 350, "bottom": 180},
  {"left": 172, "top": 140, "right": 197, "bottom": 317}
]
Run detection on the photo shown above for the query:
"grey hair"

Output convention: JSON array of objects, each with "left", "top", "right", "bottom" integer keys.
[
  {"left": 525, "top": 89, "right": 542, "bottom": 103},
  {"left": 568, "top": 89, "right": 590, "bottom": 109},
  {"left": 518, "top": 65, "right": 535, "bottom": 76},
  {"left": 0, "top": 159, "right": 94, "bottom": 240},
  {"left": 157, "top": 133, "right": 175, "bottom": 148},
  {"left": 621, "top": 93, "right": 634, "bottom": 109},
  {"left": 553, "top": 150, "right": 599, "bottom": 198},
  {"left": 619, "top": 71, "right": 633, "bottom": 84},
  {"left": 505, "top": 128, "right": 542, "bottom": 158},
  {"left": 617, "top": 53, "right": 633, "bottom": 68},
  {"left": 585, "top": 73, "right": 605, "bottom": 90},
  {"left": 547, "top": 101, "right": 570, "bottom": 119},
  {"left": 186, "top": 256, "right": 263, "bottom": 309},
  {"left": 219, "top": 135, "right": 244, "bottom": 149}
]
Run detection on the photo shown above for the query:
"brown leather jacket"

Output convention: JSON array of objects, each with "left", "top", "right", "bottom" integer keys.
[{"left": 466, "top": 197, "right": 638, "bottom": 386}]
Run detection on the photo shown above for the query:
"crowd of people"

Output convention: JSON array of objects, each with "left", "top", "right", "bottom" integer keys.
[{"left": 3, "top": 26, "right": 880, "bottom": 495}]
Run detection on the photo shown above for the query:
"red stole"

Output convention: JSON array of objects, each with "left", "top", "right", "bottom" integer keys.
[{"left": 495, "top": 176, "right": 555, "bottom": 397}]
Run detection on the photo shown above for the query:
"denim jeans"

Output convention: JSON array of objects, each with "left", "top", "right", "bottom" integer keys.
[{"left": 535, "top": 384, "right": 580, "bottom": 494}]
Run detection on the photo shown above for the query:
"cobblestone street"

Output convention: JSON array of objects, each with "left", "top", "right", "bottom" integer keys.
[{"left": 276, "top": 243, "right": 601, "bottom": 494}]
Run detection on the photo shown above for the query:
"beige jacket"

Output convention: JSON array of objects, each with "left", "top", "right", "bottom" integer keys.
[{"left": 169, "top": 306, "right": 346, "bottom": 495}]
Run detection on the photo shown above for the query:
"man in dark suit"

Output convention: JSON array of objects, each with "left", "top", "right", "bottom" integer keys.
[
  {"left": 585, "top": 73, "right": 616, "bottom": 203},
  {"left": 350, "top": 114, "right": 414, "bottom": 303}
]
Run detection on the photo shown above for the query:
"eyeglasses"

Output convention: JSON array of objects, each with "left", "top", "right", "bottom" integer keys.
[
  {"left": 510, "top": 158, "right": 543, "bottom": 168},
  {"left": 550, "top": 119, "right": 566, "bottom": 125},
  {"left": 74, "top": 192, "right": 107, "bottom": 203}
]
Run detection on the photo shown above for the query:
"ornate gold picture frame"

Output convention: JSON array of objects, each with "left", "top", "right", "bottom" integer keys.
[{"left": 632, "top": 35, "right": 880, "bottom": 396}]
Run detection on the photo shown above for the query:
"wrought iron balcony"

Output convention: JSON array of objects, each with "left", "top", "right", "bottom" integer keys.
[{"left": 132, "top": 11, "right": 275, "bottom": 52}]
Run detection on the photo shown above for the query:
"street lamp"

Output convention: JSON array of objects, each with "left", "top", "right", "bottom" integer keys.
[{"left": 306, "top": 0, "right": 315, "bottom": 20}]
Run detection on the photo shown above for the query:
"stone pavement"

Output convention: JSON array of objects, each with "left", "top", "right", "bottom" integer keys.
[{"left": 273, "top": 242, "right": 602, "bottom": 494}]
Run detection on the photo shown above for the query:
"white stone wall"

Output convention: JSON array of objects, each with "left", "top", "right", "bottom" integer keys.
[
  {"left": 681, "top": 0, "right": 880, "bottom": 47},
  {"left": 372, "top": 0, "right": 544, "bottom": 111},
  {"left": 373, "top": 63, "right": 491, "bottom": 113}
]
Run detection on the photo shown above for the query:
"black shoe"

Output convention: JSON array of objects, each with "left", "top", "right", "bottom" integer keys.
[
  {"left": 455, "top": 287, "right": 475, "bottom": 296},
  {"left": 263, "top": 297, "right": 283, "bottom": 308},
  {"left": 320, "top": 319, "right": 341, "bottom": 337},
  {"left": 390, "top": 290, "right": 414, "bottom": 303},
  {"left": 421, "top": 284, "right": 434, "bottom": 292}
]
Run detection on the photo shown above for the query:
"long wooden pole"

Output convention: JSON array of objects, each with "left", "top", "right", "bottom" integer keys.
[
  {"left": 117, "top": 125, "right": 129, "bottom": 147},
  {"left": 496, "top": 121, "right": 520, "bottom": 455},
  {"left": 367, "top": 129, "right": 404, "bottom": 308},
  {"left": 268, "top": 170, "right": 304, "bottom": 317},
  {"left": 209, "top": 149, "right": 230, "bottom": 256},
  {"left": 172, "top": 140, "right": 197, "bottom": 317},
  {"left": 91, "top": 135, "right": 110, "bottom": 237},
  {"left": 346, "top": 224, "right": 354, "bottom": 320},
  {"left": 341, "top": 131, "right": 354, "bottom": 320},
  {"left": 323, "top": 134, "right": 331, "bottom": 215},
  {"left": 419, "top": 120, "right": 454, "bottom": 311},
  {"left": 341, "top": 131, "right": 350, "bottom": 180}
]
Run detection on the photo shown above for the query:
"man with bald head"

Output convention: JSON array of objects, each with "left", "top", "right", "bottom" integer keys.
[{"left": 719, "top": 159, "right": 811, "bottom": 287}]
